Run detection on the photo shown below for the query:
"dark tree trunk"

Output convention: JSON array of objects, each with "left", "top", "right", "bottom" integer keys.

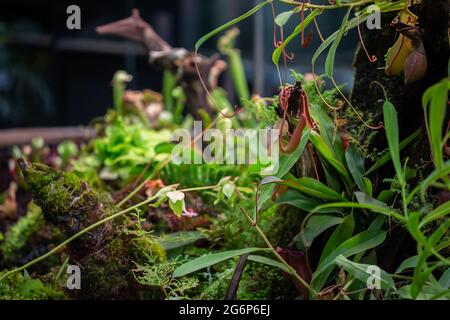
[
  {"left": 350, "top": 0, "right": 449, "bottom": 271},
  {"left": 351, "top": 0, "right": 449, "bottom": 148}
]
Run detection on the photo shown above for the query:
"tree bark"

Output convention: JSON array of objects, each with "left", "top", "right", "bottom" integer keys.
[
  {"left": 350, "top": 0, "right": 449, "bottom": 271},
  {"left": 351, "top": 0, "right": 449, "bottom": 148},
  {"left": 350, "top": 0, "right": 449, "bottom": 196}
]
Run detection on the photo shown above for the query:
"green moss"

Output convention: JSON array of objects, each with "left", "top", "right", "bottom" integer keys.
[
  {"left": 20, "top": 162, "right": 116, "bottom": 231},
  {"left": 198, "top": 265, "right": 234, "bottom": 299},
  {"left": 134, "top": 259, "right": 199, "bottom": 299},
  {"left": 0, "top": 271, "right": 67, "bottom": 300},
  {"left": 1, "top": 202, "right": 43, "bottom": 262},
  {"left": 196, "top": 261, "right": 291, "bottom": 300},
  {"left": 17, "top": 162, "right": 172, "bottom": 299},
  {"left": 237, "top": 262, "right": 292, "bottom": 300},
  {"left": 265, "top": 205, "right": 306, "bottom": 247},
  {"left": 132, "top": 236, "right": 167, "bottom": 262}
]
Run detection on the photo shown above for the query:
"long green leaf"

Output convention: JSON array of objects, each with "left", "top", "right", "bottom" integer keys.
[
  {"left": 422, "top": 78, "right": 449, "bottom": 170},
  {"left": 272, "top": 9, "right": 321, "bottom": 67},
  {"left": 195, "top": 0, "right": 272, "bottom": 52},
  {"left": 248, "top": 255, "right": 292, "bottom": 274},
  {"left": 280, "top": 177, "right": 346, "bottom": 202},
  {"left": 335, "top": 255, "right": 395, "bottom": 290},
  {"left": 312, "top": 201, "right": 405, "bottom": 222},
  {"left": 309, "top": 131, "right": 352, "bottom": 186},
  {"left": 325, "top": 8, "right": 351, "bottom": 79},
  {"left": 420, "top": 201, "right": 450, "bottom": 227},
  {"left": 346, "top": 145, "right": 367, "bottom": 193},
  {"left": 309, "top": 100, "right": 345, "bottom": 164},
  {"left": 299, "top": 215, "right": 344, "bottom": 249},
  {"left": 383, "top": 100, "right": 405, "bottom": 186},
  {"left": 439, "top": 268, "right": 450, "bottom": 289},
  {"left": 275, "top": 9, "right": 298, "bottom": 27},
  {"left": 173, "top": 247, "right": 268, "bottom": 277},
  {"left": 312, "top": 229, "right": 387, "bottom": 292},
  {"left": 319, "top": 215, "right": 355, "bottom": 265},
  {"left": 310, "top": 215, "right": 354, "bottom": 293},
  {"left": 312, "top": 13, "right": 367, "bottom": 76},
  {"left": 354, "top": 191, "right": 388, "bottom": 209},
  {"left": 276, "top": 190, "right": 326, "bottom": 212},
  {"left": 396, "top": 255, "right": 419, "bottom": 274}
]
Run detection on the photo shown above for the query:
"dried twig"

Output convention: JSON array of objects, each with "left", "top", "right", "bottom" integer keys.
[{"left": 96, "top": 9, "right": 227, "bottom": 118}]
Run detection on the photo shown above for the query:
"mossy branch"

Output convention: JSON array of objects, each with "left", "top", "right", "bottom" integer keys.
[{"left": 0, "top": 161, "right": 218, "bottom": 283}]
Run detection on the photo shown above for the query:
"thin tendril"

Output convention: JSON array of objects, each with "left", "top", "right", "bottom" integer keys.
[
  {"left": 271, "top": 2, "right": 284, "bottom": 87},
  {"left": 271, "top": 2, "right": 294, "bottom": 86},
  {"left": 193, "top": 58, "right": 241, "bottom": 119},
  {"left": 357, "top": 16, "right": 377, "bottom": 63},
  {"left": 370, "top": 80, "right": 388, "bottom": 101},
  {"left": 313, "top": 16, "right": 325, "bottom": 42},
  {"left": 331, "top": 78, "right": 384, "bottom": 130}
]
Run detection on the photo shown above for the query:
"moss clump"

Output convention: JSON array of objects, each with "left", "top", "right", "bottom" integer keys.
[
  {"left": 134, "top": 259, "right": 199, "bottom": 299},
  {"left": 1, "top": 202, "right": 44, "bottom": 263},
  {"left": 19, "top": 160, "right": 116, "bottom": 236},
  {"left": 131, "top": 234, "right": 167, "bottom": 262},
  {"left": 198, "top": 267, "right": 234, "bottom": 300},
  {"left": 196, "top": 261, "right": 290, "bottom": 300},
  {"left": 237, "top": 262, "right": 294, "bottom": 300},
  {"left": 18, "top": 160, "right": 166, "bottom": 299},
  {"left": 0, "top": 271, "right": 67, "bottom": 300}
]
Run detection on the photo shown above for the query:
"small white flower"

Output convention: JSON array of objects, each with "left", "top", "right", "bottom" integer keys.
[{"left": 167, "top": 191, "right": 185, "bottom": 202}]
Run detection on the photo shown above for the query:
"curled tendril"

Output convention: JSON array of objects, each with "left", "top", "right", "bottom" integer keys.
[
  {"left": 357, "top": 20, "right": 377, "bottom": 63},
  {"left": 271, "top": 2, "right": 294, "bottom": 84},
  {"left": 276, "top": 41, "right": 295, "bottom": 60}
]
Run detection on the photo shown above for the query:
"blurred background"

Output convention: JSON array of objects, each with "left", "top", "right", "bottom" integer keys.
[{"left": 0, "top": 0, "right": 357, "bottom": 128}]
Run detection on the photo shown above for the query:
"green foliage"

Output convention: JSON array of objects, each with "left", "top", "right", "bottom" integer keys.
[
  {"left": 218, "top": 28, "right": 250, "bottom": 103},
  {"left": 325, "top": 8, "right": 351, "bottom": 79},
  {"left": 90, "top": 117, "right": 171, "bottom": 181},
  {"left": 21, "top": 162, "right": 116, "bottom": 224},
  {"left": 303, "top": 79, "right": 450, "bottom": 299},
  {"left": 173, "top": 248, "right": 269, "bottom": 278},
  {"left": 335, "top": 255, "right": 395, "bottom": 290},
  {"left": 0, "top": 202, "right": 43, "bottom": 261},
  {"left": 134, "top": 259, "right": 199, "bottom": 299},
  {"left": 0, "top": 271, "right": 66, "bottom": 300},
  {"left": 273, "top": 9, "right": 321, "bottom": 69},
  {"left": 161, "top": 163, "right": 243, "bottom": 188},
  {"left": 3, "top": 2, "right": 448, "bottom": 301}
]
